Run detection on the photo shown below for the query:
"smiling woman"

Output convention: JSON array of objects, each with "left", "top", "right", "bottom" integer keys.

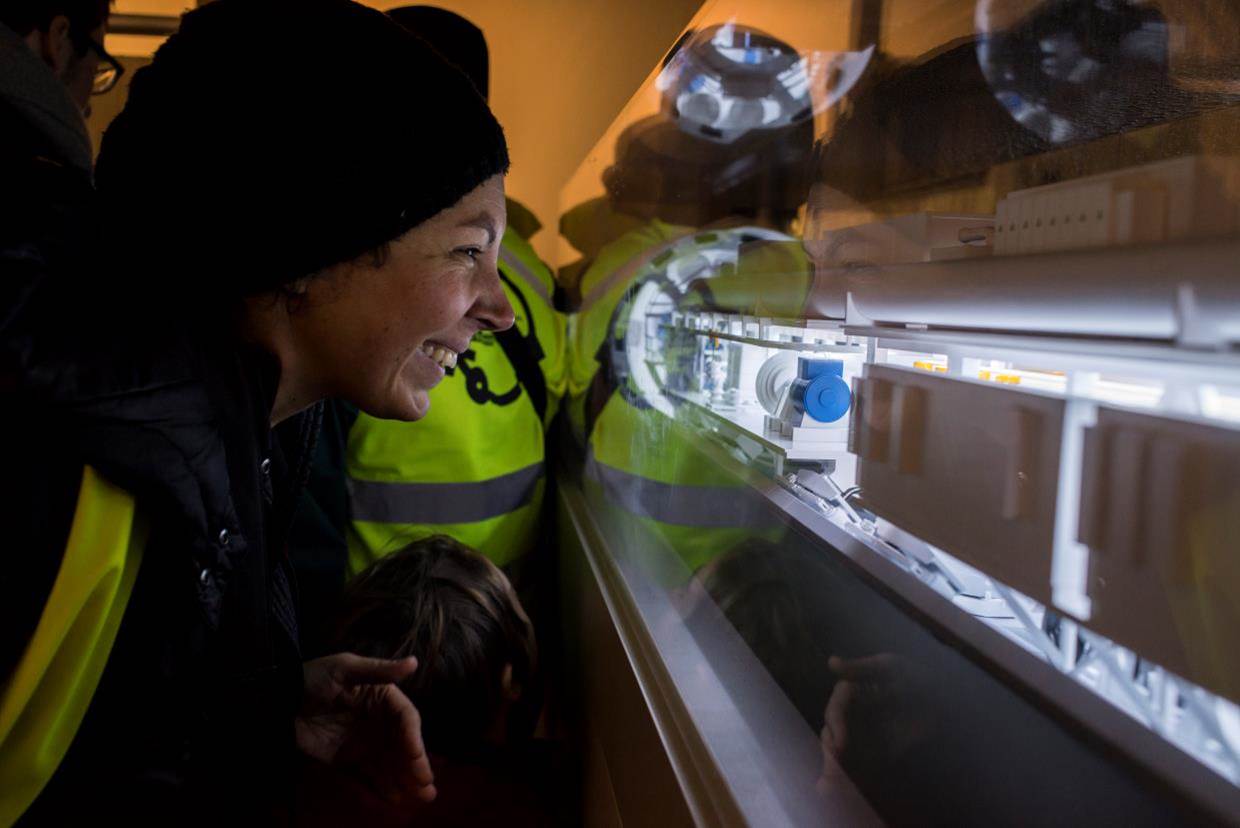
[
  {"left": 1, "top": 0, "right": 517, "bottom": 823},
  {"left": 251, "top": 175, "right": 514, "bottom": 423},
  {"left": 91, "top": 0, "right": 518, "bottom": 434}
]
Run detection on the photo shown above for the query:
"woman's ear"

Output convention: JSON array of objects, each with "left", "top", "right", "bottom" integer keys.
[{"left": 500, "top": 663, "right": 521, "bottom": 701}]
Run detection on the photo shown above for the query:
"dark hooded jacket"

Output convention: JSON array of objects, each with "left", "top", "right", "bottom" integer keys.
[{"left": 1, "top": 22, "right": 316, "bottom": 825}]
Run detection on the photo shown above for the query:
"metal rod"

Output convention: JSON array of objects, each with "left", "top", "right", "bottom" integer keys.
[
  {"left": 814, "top": 469, "right": 865, "bottom": 527},
  {"left": 109, "top": 14, "right": 181, "bottom": 36}
]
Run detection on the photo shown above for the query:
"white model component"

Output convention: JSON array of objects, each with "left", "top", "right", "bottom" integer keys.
[
  {"left": 994, "top": 155, "right": 1240, "bottom": 256},
  {"left": 1078, "top": 405, "right": 1240, "bottom": 703},
  {"left": 755, "top": 352, "right": 856, "bottom": 455},
  {"left": 809, "top": 211, "right": 994, "bottom": 268},
  {"left": 850, "top": 363, "right": 1066, "bottom": 606},
  {"left": 754, "top": 351, "right": 798, "bottom": 416},
  {"left": 1219, "top": 698, "right": 1240, "bottom": 762}
]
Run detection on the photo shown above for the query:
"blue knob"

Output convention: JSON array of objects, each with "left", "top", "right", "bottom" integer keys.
[{"left": 790, "top": 358, "right": 851, "bottom": 423}]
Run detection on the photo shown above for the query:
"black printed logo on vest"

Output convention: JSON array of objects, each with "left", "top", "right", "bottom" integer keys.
[
  {"left": 455, "top": 347, "right": 523, "bottom": 406},
  {"left": 445, "top": 271, "right": 543, "bottom": 410}
]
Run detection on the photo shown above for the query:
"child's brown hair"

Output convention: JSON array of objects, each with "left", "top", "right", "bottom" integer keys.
[{"left": 330, "top": 535, "right": 538, "bottom": 754}]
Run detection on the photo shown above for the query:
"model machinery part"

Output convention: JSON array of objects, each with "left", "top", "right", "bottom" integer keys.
[{"left": 789, "top": 358, "right": 852, "bottom": 424}]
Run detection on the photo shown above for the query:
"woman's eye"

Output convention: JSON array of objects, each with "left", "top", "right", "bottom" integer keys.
[{"left": 456, "top": 246, "right": 483, "bottom": 261}]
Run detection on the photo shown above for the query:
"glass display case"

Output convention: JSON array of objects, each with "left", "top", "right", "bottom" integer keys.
[{"left": 555, "top": 1, "right": 1240, "bottom": 825}]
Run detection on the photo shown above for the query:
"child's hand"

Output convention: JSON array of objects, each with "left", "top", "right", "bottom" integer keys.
[{"left": 296, "top": 653, "right": 437, "bottom": 804}]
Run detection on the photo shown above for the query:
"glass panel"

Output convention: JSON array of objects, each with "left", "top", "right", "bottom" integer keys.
[{"left": 559, "top": 1, "right": 1240, "bottom": 822}]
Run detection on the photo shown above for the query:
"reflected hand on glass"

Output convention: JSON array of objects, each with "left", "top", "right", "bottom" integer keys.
[{"left": 820, "top": 653, "right": 937, "bottom": 764}]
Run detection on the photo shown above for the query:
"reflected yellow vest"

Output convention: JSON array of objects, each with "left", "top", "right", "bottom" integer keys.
[
  {"left": 0, "top": 467, "right": 146, "bottom": 827},
  {"left": 347, "top": 228, "right": 567, "bottom": 573},
  {"left": 570, "top": 221, "right": 771, "bottom": 576},
  {"left": 567, "top": 219, "right": 690, "bottom": 439}
]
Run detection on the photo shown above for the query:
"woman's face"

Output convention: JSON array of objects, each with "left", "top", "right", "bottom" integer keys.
[{"left": 296, "top": 175, "right": 514, "bottom": 421}]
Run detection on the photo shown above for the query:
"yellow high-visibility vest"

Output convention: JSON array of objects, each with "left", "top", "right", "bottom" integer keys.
[
  {"left": 0, "top": 467, "right": 146, "bottom": 827},
  {"left": 347, "top": 227, "right": 567, "bottom": 572}
]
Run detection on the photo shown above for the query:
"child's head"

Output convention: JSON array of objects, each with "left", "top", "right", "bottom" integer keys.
[{"left": 331, "top": 535, "right": 537, "bottom": 754}]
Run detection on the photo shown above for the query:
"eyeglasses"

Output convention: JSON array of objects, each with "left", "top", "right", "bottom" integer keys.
[{"left": 87, "top": 37, "right": 125, "bottom": 96}]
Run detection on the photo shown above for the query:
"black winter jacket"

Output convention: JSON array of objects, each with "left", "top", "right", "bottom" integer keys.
[
  {"left": 2, "top": 60, "right": 318, "bottom": 826},
  {"left": 16, "top": 335, "right": 322, "bottom": 826}
]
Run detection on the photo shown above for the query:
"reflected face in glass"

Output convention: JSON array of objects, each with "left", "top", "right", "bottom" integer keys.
[{"left": 298, "top": 175, "right": 514, "bottom": 421}]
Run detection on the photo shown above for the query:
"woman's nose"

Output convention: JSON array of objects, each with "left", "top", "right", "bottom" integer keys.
[{"left": 474, "top": 267, "right": 516, "bottom": 332}]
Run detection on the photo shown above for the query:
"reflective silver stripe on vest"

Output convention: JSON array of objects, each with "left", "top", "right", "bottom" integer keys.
[
  {"left": 578, "top": 232, "right": 692, "bottom": 313},
  {"left": 584, "top": 450, "right": 775, "bottom": 530},
  {"left": 499, "top": 247, "right": 551, "bottom": 306},
  {"left": 349, "top": 462, "right": 544, "bottom": 525}
]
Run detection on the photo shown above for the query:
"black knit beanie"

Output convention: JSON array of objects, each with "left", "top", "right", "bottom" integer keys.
[
  {"left": 96, "top": 0, "right": 509, "bottom": 301},
  {"left": 387, "top": 6, "right": 489, "bottom": 101}
]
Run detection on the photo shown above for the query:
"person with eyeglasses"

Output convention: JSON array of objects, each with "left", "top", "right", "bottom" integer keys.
[
  {"left": 0, "top": 0, "right": 115, "bottom": 365},
  {"left": 0, "top": 0, "right": 115, "bottom": 649},
  {"left": 1, "top": 3, "right": 118, "bottom": 825},
  {"left": 0, "top": 1, "right": 115, "bottom": 122}
]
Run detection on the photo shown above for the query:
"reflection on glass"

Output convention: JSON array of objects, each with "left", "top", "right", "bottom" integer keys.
[
  {"left": 560, "top": 1, "right": 1240, "bottom": 823},
  {"left": 976, "top": 0, "right": 1236, "bottom": 145},
  {"left": 657, "top": 24, "right": 814, "bottom": 144}
]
